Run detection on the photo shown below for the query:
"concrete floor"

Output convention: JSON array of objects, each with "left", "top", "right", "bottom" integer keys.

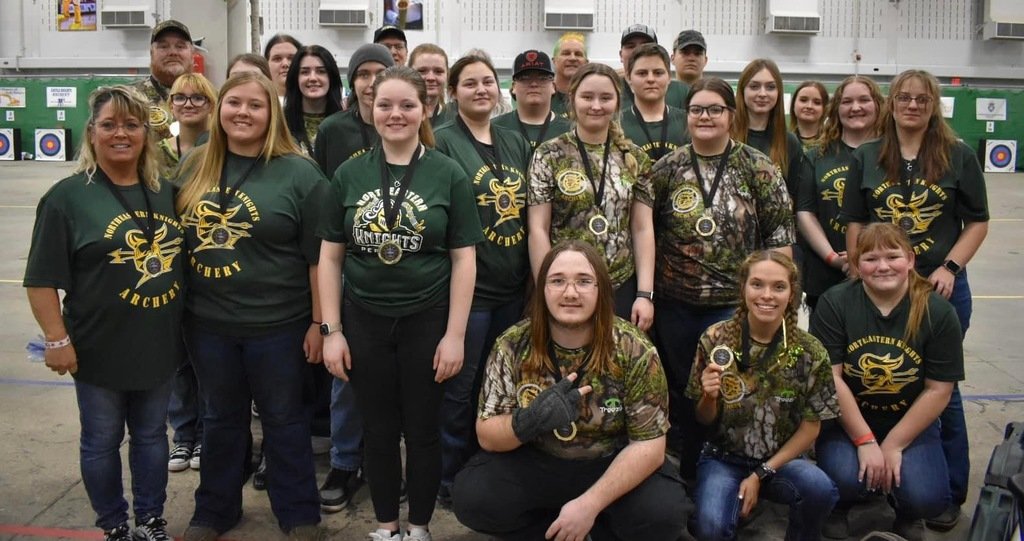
[{"left": 0, "top": 161, "right": 1021, "bottom": 540}]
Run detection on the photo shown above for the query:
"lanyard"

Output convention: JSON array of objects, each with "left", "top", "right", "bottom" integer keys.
[
  {"left": 631, "top": 105, "right": 670, "bottom": 160},
  {"left": 456, "top": 116, "right": 505, "bottom": 182},
  {"left": 354, "top": 107, "right": 373, "bottom": 152},
  {"left": 98, "top": 169, "right": 155, "bottom": 246},
  {"left": 378, "top": 145, "right": 423, "bottom": 231},
  {"left": 545, "top": 340, "right": 594, "bottom": 386},
  {"left": 574, "top": 132, "right": 612, "bottom": 209},
  {"left": 689, "top": 141, "right": 732, "bottom": 212},
  {"left": 899, "top": 158, "right": 918, "bottom": 202},
  {"left": 739, "top": 320, "right": 784, "bottom": 372},
  {"left": 218, "top": 155, "right": 261, "bottom": 215},
  {"left": 515, "top": 111, "right": 552, "bottom": 150}
]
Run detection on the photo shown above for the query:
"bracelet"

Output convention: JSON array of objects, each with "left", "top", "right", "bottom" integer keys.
[
  {"left": 852, "top": 432, "right": 876, "bottom": 446},
  {"left": 311, "top": 320, "right": 322, "bottom": 325},
  {"left": 44, "top": 336, "right": 72, "bottom": 349},
  {"left": 857, "top": 439, "right": 878, "bottom": 447},
  {"left": 825, "top": 252, "right": 838, "bottom": 265}
]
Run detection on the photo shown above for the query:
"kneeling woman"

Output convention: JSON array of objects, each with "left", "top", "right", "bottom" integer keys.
[
  {"left": 687, "top": 251, "right": 838, "bottom": 541},
  {"left": 810, "top": 223, "right": 963, "bottom": 538}
]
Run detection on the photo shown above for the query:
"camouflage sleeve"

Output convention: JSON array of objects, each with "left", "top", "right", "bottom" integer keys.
[
  {"left": 685, "top": 329, "right": 713, "bottom": 401},
  {"left": 799, "top": 333, "right": 840, "bottom": 421},
  {"left": 527, "top": 143, "right": 557, "bottom": 206},
  {"left": 631, "top": 149, "right": 655, "bottom": 208},
  {"left": 477, "top": 332, "right": 522, "bottom": 420},
  {"left": 622, "top": 333, "right": 670, "bottom": 441},
  {"left": 752, "top": 155, "right": 796, "bottom": 249}
]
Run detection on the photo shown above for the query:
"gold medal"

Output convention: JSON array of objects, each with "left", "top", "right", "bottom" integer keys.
[
  {"left": 144, "top": 255, "right": 163, "bottom": 276},
  {"left": 897, "top": 215, "right": 915, "bottom": 232},
  {"left": 211, "top": 225, "right": 231, "bottom": 247},
  {"left": 695, "top": 213, "right": 717, "bottom": 237},
  {"left": 553, "top": 422, "right": 578, "bottom": 441},
  {"left": 710, "top": 345, "right": 735, "bottom": 370},
  {"left": 377, "top": 240, "right": 403, "bottom": 265},
  {"left": 588, "top": 214, "right": 609, "bottom": 236}
]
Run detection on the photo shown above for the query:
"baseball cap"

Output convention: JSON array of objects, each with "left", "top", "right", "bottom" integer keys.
[
  {"left": 674, "top": 29, "right": 707, "bottom": 52},
  {"left": 513, "top": 50, "right": 554, "bottom": 78},
  {"left": 151, "top": 20, "right": 193, "bottom": 43},
  {"left": 621, "top": 24, "right": 657, "bottom": 46},
  {"left": 374, "top": 25, "right": 407, "bottom": 44}
]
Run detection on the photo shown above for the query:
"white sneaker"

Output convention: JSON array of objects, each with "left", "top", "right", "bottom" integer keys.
[
  {"left": 189, "top": 444, "right": 201, "bottom": 470},
  {"left": 368, "top": 529, "right": 402, "bottom": 541},
  {"left": 168, "top": 444, "right": 191, "bottom": 472},
  {"left": 405, "top": 527, "right": 431, "bottom": 541}
]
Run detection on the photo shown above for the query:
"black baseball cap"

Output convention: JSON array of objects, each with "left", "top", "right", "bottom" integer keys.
[
  {"left": 621, "top": 24, "right": 657, "bottom": 46},
  {"left": 374, "top": 25, "right": 407, "bottom": 44},
  {"left": 151, "top": 20, "right": 192, "bottom": 43},
  {"left": 674, "top": 29, "right": 707, "bottom": 52},
  {"left": 513, "top": 50, "right": 554, "bottom": 78}
]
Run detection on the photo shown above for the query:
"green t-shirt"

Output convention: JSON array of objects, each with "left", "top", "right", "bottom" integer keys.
[
  {"left": 621, "top": 79, "right": 689, "bottom": 111},
  {"left": 493, "top": 111, "right": 573, "bottom": 152},
  {"left": 429, "top": 101, "right": 457, "bottom": 129},
  {"left": 550, "top": 92, "right": 570, "bottom": 119},
  {"left": 745, "top": 128, "right": 807, "bottom": 203},
  {"left": 528, "top": 132, "right": 653, "bottom": 289},
  {"left": 479, "top": 317, "right": 670, "bottom": 460},
  {"left": 641, "top": 142, "right": 795, "bottom": 306},
  {"left": 24, "top": 172, "right": 185, "bottom": 391},
  {"left": 809, "top": 280, "right": 964, "bottom": 436},
  {"left": 685, "top": 319, "right": 839, "bottom": 460},
  {"left": 839, "top": 140, "right": 990, "bottom": 272},
  {"left": 313, "top": 107, "right": 379, "bottom": 179},
  {"left": 435, "top": 122, "right": 533, "bottom": 309},
  {"left": 318, "top": 146, "right": 484, "bottom": 317},
  {"left": 798, "top": 141, "right": 854, "bottom": 297},
  {"left": 620, "top": 104, "right": 690, "bottom": 162},
  {"left": 179, "top": 153, "right": 327, "bottom": 334}
]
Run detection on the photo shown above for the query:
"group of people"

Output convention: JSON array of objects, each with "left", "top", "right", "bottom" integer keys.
[{"left": 23, "top": 15, "right": 989, "bottom": 541}]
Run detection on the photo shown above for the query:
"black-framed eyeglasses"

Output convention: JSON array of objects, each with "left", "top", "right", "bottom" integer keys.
[
  {"left": 171, "top": 93, "right": 209, "bottom": 107},
  {"left": 686, "top": 105, "right": 731, "bottom": 118}
]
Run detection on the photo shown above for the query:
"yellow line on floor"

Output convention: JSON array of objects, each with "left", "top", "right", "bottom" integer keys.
[
  {"left": 974, "top": 295, "right": 1024, "bottom": 299},
  {"left": 991, "top": 218, "right": 1023, "bottom": 222},
  {"left": 0, "top": 280, "right": 23, "bottom": 284}
]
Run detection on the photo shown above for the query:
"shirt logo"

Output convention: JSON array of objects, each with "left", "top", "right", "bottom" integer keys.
[
  {"left": 182, "top": 199, "right": 253, "bottom": 252},
  {"left": 600, "top": 397, "right": 623, "bottom": 414},
  {"left": 846, "top": 352, "right": 919, "bottom": 395},
  {"left": 351, "top": 187, "right": 427, "bottom": 254},
  {"left": 876, "top": 191, "right": 942, "bottom": 235},
  {"left": 670, "top": 185, "right": 701, "bottom": 215},
  {"left": 556, "top": 169, "right": 587, "bottom": 197},
  {"left": 107, "top": 222, "right": 182, "bottom": 288}
]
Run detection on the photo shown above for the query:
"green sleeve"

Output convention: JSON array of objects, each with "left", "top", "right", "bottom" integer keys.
[
  {"left": 784, "top": 132, "right": 805, "bottom": 200},
  {"left": 808, "top": 286, "right": 848, "bottom": 366},
  {"left": 313, "top": 120, "right": 331, "bottom": 176},
  {"left": 800, "top": 335, "right": 840, "bottom": 421},
  {"left": 953, "top": 142, "right": 990, "bottom": 223},
  {"left": 23, "top": 191, "right": 74, "bottom": 290},
  {"left": 446, "top": 167, "right": 485, "bottom": 249},
  {"left": 923, "top": 295, "right": 965, "bottom": 382},
  {"left": 622, "top": 339, "right": 670, "bottom": 442},
  {"left": 317, "top": 166, "right": 350, "bottom": 244},
  {"left": 685, "top": 330, "right": 712, "bottom": 401},
  {"left": 300, "top": 177, "right": 329, "bottom": 264},
  {"left": 796, "top": 148, "right": 820, "bottom": 213},
  {"left": 839, "top": 149, "right": 870, "bottom": 224}
]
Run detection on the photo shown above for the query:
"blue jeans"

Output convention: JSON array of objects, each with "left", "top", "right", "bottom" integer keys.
[
  {"left": 652, "top": 297, "right": 735, "bottom": 477},
  {"left": 690, "top": 455, "right": 837, "bottom": 541},
  {"left": 167, "top": 354, "right": 203, "bottom": 445},
  {"left": 75, "top": 378, "right": 173, "bottom": 531},
  {"left": 329, "top": 377, "right": 362, "bottom": 471},
  {"left": 186, "top": 320, "right": 320, "bottom": 533},
  {"left": 815, "top": 422, "right": 950, "bottom": 520},
  {"left": 942, "top": 269, "right": 972, "bottom": 505}
]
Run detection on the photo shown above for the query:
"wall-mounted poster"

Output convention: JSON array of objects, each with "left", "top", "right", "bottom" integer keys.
[
  {"left": 57, "top": 0, "right": 97, "bottom": 32},
  {"left": 383, "top": 0, "right": 424, "bottom": 30},
  {"left": 0, "top": 87, "right": 27, "bottom": 108}
]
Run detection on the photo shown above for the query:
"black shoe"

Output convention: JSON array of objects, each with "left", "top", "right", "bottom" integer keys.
[
  {"left": 319, "top": 467, "right": 358, "bottom": 513},
  {"left": 252, "top": 456, "right": 267, "bottom": 490},
  {"left": 924, "top": 503, "right": 961, "bottom": 531},
  {"left": 104, "top": 523, "right": 132, "bottom": 541},
  {"left": 133, "top": 516, "right": 171, "bottom": 541}
]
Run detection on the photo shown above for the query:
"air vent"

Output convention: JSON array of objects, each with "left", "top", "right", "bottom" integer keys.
[
  {"left": 767, "top": 15, "right": 820, "bottom": 33},
  {"left": 984, "top": 22, "right": 1024, "bottom": 40},
  {"left": 319, "top": 4, "right": 368, "bottom": 27},
  {"left": 764, "top": 0, "right": 821, "bottom": 34},
  {"left": 982, "top": 0, "right": 1024, "bottom": 40},
  {"left": 544, "top": 0, "right": 595, "bottom": 31},
  {"left": 100, "top": 6, "right": 154, "bottom": 28}
]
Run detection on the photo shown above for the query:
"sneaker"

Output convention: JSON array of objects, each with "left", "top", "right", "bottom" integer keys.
[
  {"left": 924, "top": 503, "right": 961, "bottom": 531},
  {"left": 189, "top": 444, "right": 202, "bottom": 470},
  {"left": 253, "top": 456, "right": 267, "bottom": 490},
  {"left": 182, "top": 525, "right": 219, "bottom": 541},
  {"left": 104, "top": 523, "right": 132, "bottom": 541},
  {"left": 369, "top": 529, "right": 402, "bottom": 541},
  {"left": 168, "top": 444, "right": 192, "bottom": 472},
  {"left": 822, "top": 508, "right": 850, "bottom": 540},
  {"left": 892, "top": 516, "right": 924, "bottom": 541},
  {"left": 288, "top": 524, "right": 326, "bottom": 541},
  {"left": 133, "top": 516, "right": 171, "bottom": 541},
  {"left": 320, "top": 467, "right": 358, "bottom": 513},
  {"left": 405, "top": 527, "right": 431, "bottom": 541}
]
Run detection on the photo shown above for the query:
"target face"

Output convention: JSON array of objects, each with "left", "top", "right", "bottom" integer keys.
[
  {"left": 0, "top": 133, "right": 9, "bottom": 155},
  {"left": 984, "top": 140, "right": 1017, "bottom": 173},
  {"left": 39, "top": 134, "right": 62, "bottom": 156},
  {"left": 989, "top": 144, "right": 1013, "bottom": 168},
  {"left": 35, "top": 129, "right": 68, "bottom": 161}
]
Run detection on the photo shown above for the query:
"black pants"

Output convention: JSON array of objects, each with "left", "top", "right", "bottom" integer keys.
[
  {"left": 345, "top": 296, "right": 448, "bottom": 525},
  {"left": 612, "top": 274, "right": 638, "bottom": 321},
  {"left": 452, "top": 446, "right": 687, "bottom": 541}
]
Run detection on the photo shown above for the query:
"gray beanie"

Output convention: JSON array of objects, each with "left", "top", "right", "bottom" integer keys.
[{"left": 347, "top": 44, "right": 395, "bottom": 89}]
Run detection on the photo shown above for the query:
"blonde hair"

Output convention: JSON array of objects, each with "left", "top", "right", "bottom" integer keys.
[
  {"left": 568, "top": 63, "right": 639, "bottom": 179},
  {"left": 554, "top": 32, "right": 588, "bottom": 57},
  {"left": 176, "top": 72, "right": 302, "bottom": 213},
  {"left": 878, "top": 70, "right": 958, "bottom": 185},
  {"left": 77, "top": 85, "right": 161, "bottom": 191},
  {"left": 815, "top": 76, "right": 883, "bottom": 151}
]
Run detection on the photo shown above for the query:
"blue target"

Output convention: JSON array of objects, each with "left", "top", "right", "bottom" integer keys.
[
  {"left": 0, "top": 133, "right": 9, "bottom": 155},
  {"left": 39, "top": 133, "right": 63, "bottom": 157},
  {"left": 989, "top": 144, "right": 1013, "bottom": 168}
]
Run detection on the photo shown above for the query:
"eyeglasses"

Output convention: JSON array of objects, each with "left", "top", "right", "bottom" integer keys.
[
  {"left": 545, "top": 277, "right": 596, "bottom": 292},
  {"left": 516, "top": 74, "right": 554, "bottom": 84},
  {"left": 895, "top": 94, "right": 932, "bottom": 106},
  {"left": 93, "top": 120, "right": 146, "bottom": 135},
  {"left": 171, "top": 93, "right": 210, "bottom": 107},
  {"left": 381, "top": 43, "right": 406, "bottom": 52},
  {"left": 686, "top": 104, "right": 731, "bottom": 118}
]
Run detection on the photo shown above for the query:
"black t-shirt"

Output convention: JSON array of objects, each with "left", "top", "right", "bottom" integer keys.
[
  {"left": 313, "top": 108, "right": 379, "bottom": 179},
  {"left": 798, "top": 141, "right": 854, "bottom": 296},
  {"left": 745, "top": 128, "right": 807, "bottom": 204}
]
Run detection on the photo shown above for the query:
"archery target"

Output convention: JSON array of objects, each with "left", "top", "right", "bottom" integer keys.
[
  {"left": 35, "top": 129, "right": 69, "bottom": 161},
  {"left": 984, "top": 140, "right": 1016, "bottom": 173},
  {"left": 0, "top": 128, "right": 18, "bottom": 160}
]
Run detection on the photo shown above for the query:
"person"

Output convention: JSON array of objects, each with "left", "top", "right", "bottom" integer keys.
[
  {"left": 314, "top": 44, "right": 394, "bottom": 179},
  {"left": 159, "top": 72, "right": 215, "bottom": 172},
  {"left": 686, "top": 250, "right": 839, "bottom": 541},
  {"left": 672, "top": 29, "right": 708, "bottom": 86},
  {"left": 551, "top": 32, "right": 588, "bottom": 118},
  {"left": 25, "top": 85, "right": 185, "bottom": 541},
  {"left": 175, "top": 72, "right": 327, "bottom": 541},
  {"left": 226, "top": 53, "right": 272, "bottom": 79},
  {"left": 137, "top": 20, "right": 194, "bottom": 141},
  {"left": 811, "top": 223, "right": 965, "bottom": 540},
  {"left": 409, "top": 43, "right": 456, "bottom": 127},
  {"left": 527, "top": 62, "right": 655, "bottom": 327},
  {"left": 452, "top": 240, "right": 687, "bottom": 541},
  {"left": 433, "top": 54, "right": 533, "bottom": 508},
  {"left": 840, "top": 69, "right": 989, "bottom": 532},
  {"left": 318, "top": 65, "right": 482, "bottom": 541},
  {"left": 797, "top": 76, "right": 883, "bottom": 311},
  {"left": 790, "top": 81, "right": 830, "bottom": 146},
  {"left": 493, "top": 49, "right": 572, "bottom": 151},
  {"left": 284, "top": 45, "right": 343, "bottom": 156},
  {"left": 264, "top": 34, "right": 302, "bottom": 99},
  {"left": 642, "top": 76, "right": 795, "bottom": 479},
  {"left": 374, "top": 25, "right": 408, "bottom": 66},
  {"left": 620, "top": 43, "right": 689, "bottom": 162},
  {"left": 617, "top": 24, "right": 688, "bottom": 109}
]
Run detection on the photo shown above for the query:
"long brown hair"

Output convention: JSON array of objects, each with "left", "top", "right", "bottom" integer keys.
[
  {"left": 733, "top": 58, "right": 789, "bottom": 173},
  {"left": 816, "top": 75, "right": 883, "bottom": 152},
  {"left": 372, "top": 65, "right": 436, "bottom": 148},
  {"left": 526, "top": 240, "right": 618, "bottom": 379},
  {"left": 852, "top": 223, "right": 933, "bottom": 343},
  {"left": 568, "top": 63, "right": 640, "bottom": 180},
  {"left": 878, "top": 70, "right": 957, "bottom": 184},
  {"left": 788, "top": 80, "right": 829, "bottom": 135},
  {"left": 77, "top": 85, "right": 161, "bottom": 192}
]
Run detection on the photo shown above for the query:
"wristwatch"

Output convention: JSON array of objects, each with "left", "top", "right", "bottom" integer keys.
[
  {"left": 319, "top": 322, "right": 342, "bottom": 336},
  {"left": 755, "top": 462, "right": 777, "bottom": 482},
  {"left": 636, "top": 290, "right": 654, "bottom": 302},
  {"left": 942, "top": 259, "right": 962, "bottom": 275}
]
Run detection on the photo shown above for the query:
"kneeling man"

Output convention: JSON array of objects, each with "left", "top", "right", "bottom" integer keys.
[{"left": 453, "top": 240, "right": 686, "bottom": 541}]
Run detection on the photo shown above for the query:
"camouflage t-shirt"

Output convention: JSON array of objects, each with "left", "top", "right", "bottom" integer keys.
[
  {"left": 685, "top": 319, "right": 839, "bottom": 460},
  {"left": 528, "top": 132, "right": 654, "bottom": 288},
  {"left": 641, "top": 142, "right": 795, "bottom": 306},
  {"left": 134, "top": 76, "right": 175, "bottom": 141},
  {"left": 479, "top": 317, "right": 670, "bottom": 460},
  {"left": 299, "top": 112, "right": 327, "bottom": 157}
]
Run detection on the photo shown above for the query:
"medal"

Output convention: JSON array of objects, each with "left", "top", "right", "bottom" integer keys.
[
  {"left": 211, "top": 226, "right": 230, "bottom": 246},
  {"left": 710, "top": 345, "right": 735, "bottom": 369},
  {"left": 553, "top": 422, "right": 578, "bottom": 442},
  {"left": 897, "top": 215, "right": 915, "bottom": 232},
  {"left": 377, "top": 240, "right": 403, "bottom": 265},
  {"left": 695, "top": 213, "right": 717, "bottom": 238},
  {"left": 689, "top": 142, "right": 732, "bottom": 240},
  {"left": 144, "top": 255, "right": 162, "bottom": 275},
  {"left": 588, "top": 214, "right": 609, "bottom": 236},
  {"left": 574, "top": 132, "right": 612, "bottom": 233}
]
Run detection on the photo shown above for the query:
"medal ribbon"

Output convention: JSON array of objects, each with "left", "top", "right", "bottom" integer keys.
[
  {"left": 378, "top": 145, "right": 424, "bottom": 231},
  {"left": 355, "top": 107, "right": 373, "bottom": 153},
  {"left": 899, "top": 158, "right": 917, "bottom": 204},
  {"left": 98, "top": 168, "right": 155, "bottom": 247},
  {"left": 631, "top": 105, "right": 670, "bottom": 160},
  {"left": 574, "top": 132, "right": 612, "bottom": 211},
  {"left": 739, "top": 319, "right": 784, "bottom": 372},
  {"left": 689, "top": 141, "right": 733, "bottom": 215},
  {"left": 456, "top": 116, "right": 505, "bottom": 182},
  {"left": 515, "top": 111, "right": 552, "bottom": 150},
  {"left": 218, "top": 154, "right": 262, "bottom": 216}
]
